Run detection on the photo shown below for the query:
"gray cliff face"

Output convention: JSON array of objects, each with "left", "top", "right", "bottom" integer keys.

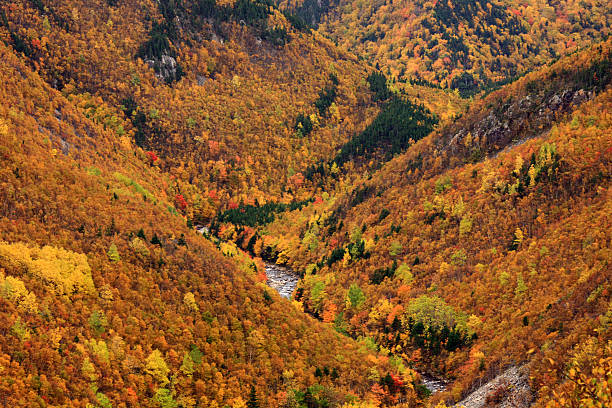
[
  {"left": 442, "top": 87, "right": 592, "bottom": 164},
  {"left": 455, "top": 365, "right": 533, "bottom": 408},
  {"left": 146, "top": 54, "right": 180, "bottom": 83}
]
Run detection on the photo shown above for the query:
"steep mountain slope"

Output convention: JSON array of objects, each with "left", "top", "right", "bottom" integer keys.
[
  {"left": 225, "top": 40, "right": 612, "bottom": 406},
  {"left": 0, "top": 42, "right": 420, "bottom": 407},
  {"left": 280, "top": 0, "right": 611, "bottom": 95},
  {"left": 0, "top": 0, "right": 380, "bottom": 210},
  {"left": 0, "top": 0, "right": 467, "bottom": 214},
  {"left": 2, "top": 0, "right": 610, "bottom": 407}
]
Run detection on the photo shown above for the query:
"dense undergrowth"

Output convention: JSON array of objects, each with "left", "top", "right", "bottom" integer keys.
[{"left": 0, "top": 32, "right": 416, "bottom": 408}]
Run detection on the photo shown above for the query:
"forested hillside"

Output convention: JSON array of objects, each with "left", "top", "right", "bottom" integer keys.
[
  {"left": 280, "top": 0, "right": 611, "bottom": 95},
  {"left": 0, "top": 0, "right": 444, "bottom": 405},
  {"left": 0, "top": 0, "right": 462, "bottom": 219},
  {"left": 1, "top": 0, "right": 366, "bottom": 214},
  {"left": 221, "top": 40, "right": 612, "bottom": 406},
  {"left": 0, "top": 38, "right": 429, "bottom": 406},
  {"left": 1, "top": 0, "right": 610, "bottom": 407}
]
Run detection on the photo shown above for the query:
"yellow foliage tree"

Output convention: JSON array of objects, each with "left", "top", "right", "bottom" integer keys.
[
  {"left": 183, "top": 292, "right": 199, "bottom": 313},
  {"left": 145, "top": 349, "right": 170, "bottom": 385},
  {"left": 0, "top": 272, "right": 38, "bottom": 314},
  {"left": 0, "top": 242, "right": 95, "bottom": 297}
]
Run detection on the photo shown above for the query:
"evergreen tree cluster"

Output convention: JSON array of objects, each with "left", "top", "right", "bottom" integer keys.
[
  {"left": 367, "top": 71, "right": 392, "bottom": 101},
  {"left": 319, "top": 239, "right": 369, "bottom": 268},
  {"left": 347, "top": 239, "right": 368, "bottom": 260},
  {"left": 191, "top": 0, "right": 291, "bottom": 43},
  {"left": 433, "top": 0, "right": 519, "bottom": 32},
  {"left": 294, "top": 113, "right": 314, "bottom": 137},
  {"left": 120, "top": 96, "right": 171, "bottom": 148},
  {"left": 282, "top": 10, "right": 311, "bottom": 32},
  {"left": 215, "top": 199, "right": 312, "bottom": 227},
  {"left": 0, "top": 9, "right": 33, "bottom": 59},
  {"left": 135, "top": 0, "right": 187, "bottom": 83},
  {"left": 295, "top": 73, "right": 339, "bottom": 136},
  {"left": 278, "top": 0, "right": 331, "bottom": 28},
  {"left": 314, "top": 73, "right": 339, "bottom": 116},
  {"left": 450, "top": 71, "right": 478, "bottom": 98},
  {"left": 314, "top": 365, "right": 338, "bottom": 379},
  {"left": 325, "top": 247, "right": 344, "bottom": 267},
  {"left": 369, "top": 260, "right": 397, "bottom": 285},
  {"left": 335, "top": 72, "right": 438, "bottom": 166},
  {"left": 247, "top": 385, "right": 259, "bottom": 408},
  {"left": 404, "top": 317, "right": 474, "bottom": 355},
  {"left": 137, "top": 22, "right": 173, "bottom": 61}
]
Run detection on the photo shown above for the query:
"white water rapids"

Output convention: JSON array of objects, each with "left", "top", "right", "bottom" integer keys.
[{"left": 264, "top": 263, "right": 299, "bottom": 299}]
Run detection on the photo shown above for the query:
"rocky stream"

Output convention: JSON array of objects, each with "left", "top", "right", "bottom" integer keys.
[{"left": 264, "top": 262, "right": 299, "bottom": 299}]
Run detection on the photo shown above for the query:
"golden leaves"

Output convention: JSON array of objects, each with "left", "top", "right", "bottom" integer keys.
[
  {"left": 0, "top": 118, "right": 8, "bottom": 137},
  {"left": 0, "top": 272, "right": 38, "bottom": 314},
  {"left": 183, "top": 292, "right": 199, "bottom": 313},
  {"left": 145, "top": 349, "right": 170, "bottom": 385},
  {"left": 0, "top": 242, "right": 95, "bottom": 297}
]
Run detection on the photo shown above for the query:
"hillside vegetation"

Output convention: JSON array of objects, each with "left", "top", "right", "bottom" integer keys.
[
  {"left": 0, "top": 0, "right": 465, "bottom": 217},
  {"left": 0, "top": 0, "right": 368, "bottom": 210},
  {"left": 0, "top": 0, "right": 610, "bottom": 407},
  {"left": 280, "top": 0, "right": 611, "bottom": 95},
  {"left": 222, "top": 40, "right": 612, "bottom": 406},
  {"left": 0, "top": 34, "right": 419, "bottom": 408}
]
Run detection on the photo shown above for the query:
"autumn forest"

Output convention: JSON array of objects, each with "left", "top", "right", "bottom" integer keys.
[{"left": 0, "top": 0, "right": 610, "bottom": 407}]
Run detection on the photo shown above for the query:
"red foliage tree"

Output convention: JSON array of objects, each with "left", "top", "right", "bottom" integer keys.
[
  {"left": 175, "top": 194, "right": 187, "bottom": 210},
  {"left": 146, "top": 151, "right": 158, "bottom": 165}
]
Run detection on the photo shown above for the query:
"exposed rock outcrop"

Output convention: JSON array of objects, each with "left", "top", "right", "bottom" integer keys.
[
  {"left": 146, "top": 54, "right": 182, "bottom": 83},
  {"left": 443, "top": 87, "right": 592, "bottom": 162},
  {"left": 455, "top": 365, "right": 533, "bottom": 408}
]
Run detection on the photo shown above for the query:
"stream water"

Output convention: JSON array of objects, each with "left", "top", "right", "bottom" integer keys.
[
  {"left": 264, "top": 263, "right": 299, "bottom": 299},
  {"left": 263, "top": 262, "right": 447, "bottom": 395},
  {"left": 420, "top": 374, "right": 448, "bottom": 394}
]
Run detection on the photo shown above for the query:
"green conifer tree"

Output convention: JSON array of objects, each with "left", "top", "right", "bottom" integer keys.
[
  {"left": 107, "top": 243, "right": 120, "bottom": 262},
  {"left": 247, "top": 385, "right": 259, "bottom": 408}
]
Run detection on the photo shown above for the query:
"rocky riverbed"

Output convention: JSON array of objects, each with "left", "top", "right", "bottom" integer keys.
[
  {"left": 264, "top": 263, "right": 299, "bottom": 299},
  {"left": 421, "top": 373, "right": 448, "bottom": 394}
]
